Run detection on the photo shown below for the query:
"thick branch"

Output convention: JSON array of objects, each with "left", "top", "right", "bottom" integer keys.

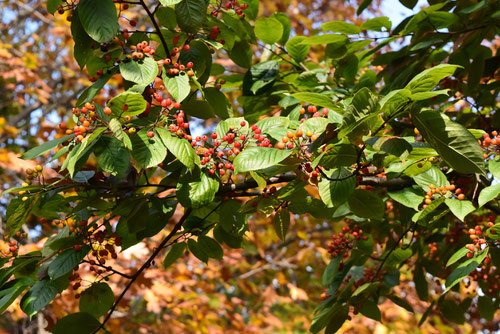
[{"left": 217, "top": 174, "right": 413, "bottom": 196}]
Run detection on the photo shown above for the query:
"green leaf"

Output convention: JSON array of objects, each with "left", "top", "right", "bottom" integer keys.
[
  {"left": 204, "top": 87, "right": 233, "bottom": 119},
  {"left": 159, "top": 0, "right": 182, "bottom": 5},
  {"left": 318, "top": 168, "right": 356, "bottom": 208},
  {"left": 156, "top": 128, "right": 200, "bottom": 170},
  {"left": 48, "top": 247, "right": 89, "bottom": 280},
  {"left": 120, "top": 57, "right": 158, "bottom": 86},
  {"left": 130, "top": 129, "right": 167, "bottom": 169},
  {"left": 79, "top": 283, "right": 114, "bottom": 318},
  {"left": 348, "top": 189, "right": 384, "bottom": 219},
  {"left": 414, "top": 265, "right": 428, "bottom": 301},
  {"left": 444, "top": 248, "right": 488, "bottom": 293},
  {"left": 412, "top": 109, "right": 486, "bottom": 174},
  {"left": 271, "top": 13, "right": 291, "bottom": 45},
  {"left": 488, "top": 159, "right": 500, "bottom": 179},
  {"left": 21, "top": 135, "right": 73, "bottom": 160},
  {"left": 428, "top": 12, "right": 459, "bottom": 29},
  {"left": 301, "top": 34, "right": 347, "bottom": 45},
  {"left": 229, "top": 40, "right": 252, "bottom": 68},
  {"left": 156, "top": 6, "right": 177, "bottom": 29},
  {"left": 385, "top": 248, "right": 412, "bottom": 267},
  {"left": 439, "top": 299, "right": 465, "bottom": 324},
  {"left": 373, "top": 137, "right": 412, "bottom": 159},
  {"left": 459, "top": 0, "right": 487, "bottom": 13},
  {"left": 414, "top": 197, "right": 446, "bottom": 225},
  {"left": 322, "top": 21, "right": 361, "bottom": 34},
  {"left": 176, "top": 172, "right": 219, "bottom": 208},
  {"left": 324, "top": 304, "right": 349, "bottom": 333},
  {"left": 338, "top": 87, "right": 379, "bottom": 138},
  {"left": 255, "top": 116, "right": 289, "bottom": 141},
  {"left": 319, "top": 144, "right": 357, "bottom": 169},
  {"left": 52, "top": 312, "right": 101, "bottom": 334},
  {"left": 175, "top": 0, "right": 209, "bottom": 34},
  {"left": 163, "top": 73, "right": 190, "bottom": 102},
  {"left": 181, "top": 99, "right": 215, "bottom": 119},
  {"left": 478, "top": 183, "right": 500, "bottom": 207},
  {"left": 379, "top": 89, "right": 411, "bottom": 110},
  {"left": 273, "top": 209, "right": 290, "bottom": 241},
  {"left": 94, "top": 136, "right": 130, "bottom": 178},
  {"left": 0, "top": 278, "right": 34, "bottom": 313},
  {"left": 197, "top": 236, "right": 223, "bottom": 260},
  {"left": 478, "top": 296, "right": 495, "bottom": 321},
  {"left": 233, "top": 147, "right": 293, "bottom": 173},
  {"left": 445, "top": 199, "right": 475, "bottom": 222},
  {"left": 47, "top": 0, "right": 63, "bottom": 14},
  {"left": 67, "top": 128, "right": 106, "bottom": 177},
  {"left": 254, "top": 17, "right": 283, "bottom": 44},
  {"left": 187, "top": 238, "right": 208, "bottom": 263},
  {"left": 285, "top": 36, "right": 310, "bottom": 62},
  {"left": 361, "top": 17, "right": 392, "bottom": 31},
  {"left": 242, "top": 60, "right": 280, "bottom": 95},
  {"left": 6, "top": 196, "right": 38, "bottom": 236},
  {"left": 359, "top": 300, "right": 381, "bottom": 321},
  {"left": 108, "top": 91, "right": 147, "bottom": 119},
  {"left": 291, "top": 92, "right": 338, "bottom": 110},
  {"left": 163, "top": 243, "right": 186, "bottom": 268},
  {"left": 178, "top": 40, "right": 212, "bottom": 84},
  {"left": 78, "top": 0, "right": 119, "bottom": 43},
  {"left": 310, "top": 303, "right": 347, "bottom": 333},
  {"left": 76, "top": 68, "right": 117, "bottom": 107},
  {"left": 410, "top": 89, "right": 450, "bottom": 101},
  {"left": 21, "top": 277, "right": 67, "bottom": 318},
  {"left": 413, "top": 166, "right": 448, "bottom": 191},
  {"left": 109, "top": 118, "right": 132, "bottom": 149},
  {"left": 215, "top": 117, "right": 248, "bottom": 139},
  {"left": 386, "top": 295, "right": 414, "bottom": 313},
  {"left": 388, "top": 188, "right": 424, "bottom": 211},
  {"left": 71, "top": 9, "right": 94, "bottom": 69},
  {"left": 322, "top": 256, "right": 342, "bottom": 286},
  {"left": 446, "top": 247, "right": 469, "bottom": 267},
  {"left": 405, "top": 64, "right": 461, "bottom": 93}
]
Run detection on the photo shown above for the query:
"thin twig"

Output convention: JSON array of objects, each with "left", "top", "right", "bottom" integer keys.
[
  {"left": 371, "top": 221, "right": 416, "bottom": 282},
  {"left": 139, "top": 0, "right": 170, "bottom": 58},
  {"left": 93, "top": 208, "right": 192, "bottom": 333}
]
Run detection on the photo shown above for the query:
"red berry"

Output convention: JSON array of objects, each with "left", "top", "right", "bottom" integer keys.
[{"left": 147, "top": 131, "right": 155, "bottom": 138}]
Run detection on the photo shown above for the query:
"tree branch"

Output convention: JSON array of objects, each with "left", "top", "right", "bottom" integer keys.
[
  {"left": 139, "top": 0, "right": 170, "bottom": 58},
  {"left": 93, "top": 208, "right": 192, "bottom": 333},
  {"left": 371, "top": 221, "right": 416, "bottom": 282}
]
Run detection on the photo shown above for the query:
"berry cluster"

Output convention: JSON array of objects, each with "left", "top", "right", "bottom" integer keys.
[
  {"left": 480, "top": 130, "right": 499, "bottom": 158},
  {"left": 19, "top": 165, "right": 43, "bottom": 189},
  {"left": 327, "top": 225, "right": 366, "bottom": 258},
  {"left": 428, "top": 242, "right": 438, "bottom": 260},
  {"left": 191, "top": 122, "right": 251, "bottom": 177},
  {"left": 128, "top": 40, "right": 156, "bottom": 60},
  {"left": 301, "top": 162, "right": 321, "bottom": 184},
  {"left": 64, "top": 102, "right": 100, "bottom": 142},
  {"left": 211, "top": 1, "right": 248, "bottom": 18},
  {"left": 422, "top": 183, "right": 464, "bottom": 209},
  {"left": 299, "top": 106, "right": 329, "bottom": 120},
  {"left": 465, "top": 222, "right": 493, "bottom": 258}
]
